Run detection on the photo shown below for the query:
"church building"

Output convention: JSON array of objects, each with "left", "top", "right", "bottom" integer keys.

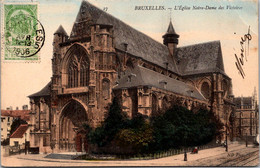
[{"left": 28, "top": 1, "right": 234, "bottom": 153}]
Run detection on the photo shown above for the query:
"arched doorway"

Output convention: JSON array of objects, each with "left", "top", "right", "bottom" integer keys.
[{"left": 59, "top": 100, "right": 88, "bottom": 152}]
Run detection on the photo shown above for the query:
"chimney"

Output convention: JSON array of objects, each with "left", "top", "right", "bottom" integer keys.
[{"left": 22, "top": 105, "right": 28, "bottom": 110}]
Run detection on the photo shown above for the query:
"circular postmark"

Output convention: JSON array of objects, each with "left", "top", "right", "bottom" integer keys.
[{"left": 5, "top": 8, "right": 45, "bottom": 58}]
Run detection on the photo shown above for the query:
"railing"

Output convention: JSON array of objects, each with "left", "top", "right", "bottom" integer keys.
[
  {"left": 4, "top": 145, "right": 24, "bottom": 156},
  {"left": 2, "top": 143, "right": 34, "bottom": 156},
  {"left": 90, "top": 143, "right": 221, "bottom": 160}
]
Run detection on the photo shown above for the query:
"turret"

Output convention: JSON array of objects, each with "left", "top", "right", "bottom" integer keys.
[
  {"left": 162, "top": 21, "right": 179, "bottom": 56},
  {"left": 53, "top": 25, "right": 68, "bottom": 54},
  {"left": 52, "top": 25, "right": 68, "bottom": 84}
]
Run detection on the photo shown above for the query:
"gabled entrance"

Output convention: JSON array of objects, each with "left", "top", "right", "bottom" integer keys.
[{"left": 59, "top": 100, "right": 88, "bottom": 152}]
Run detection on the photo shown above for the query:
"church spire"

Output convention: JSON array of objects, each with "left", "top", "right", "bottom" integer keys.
[
  {"left": 54, "top": 25, "right": 68, "bottom": 37},
  {"left": 166, "top": 21, "right": 177, "bottom": 34},
  {"left": 162, "top": 20, "right": 179, "bottom": 56}
]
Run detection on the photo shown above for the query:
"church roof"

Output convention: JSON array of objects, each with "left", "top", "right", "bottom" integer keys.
[
  {"left": 28, "top": 82, "right": 51, "bottom": 98},
  {"left": 69, "top": 1, "right": 228, "bottom": 77},
  {"left": 54, "top": 25, "right": 68, "bottom": 36},
  {"left": 176, "top": 41, "right": 226, "bottom": 76},
  {"left": 114, "top": 65, "right": 206, "bottom": 101},
  {"left": 1, "top": 110, "right": 30, "bottom": 121},
  {"left": 70, "top": 1, "right": 179, "bottom": 74}
]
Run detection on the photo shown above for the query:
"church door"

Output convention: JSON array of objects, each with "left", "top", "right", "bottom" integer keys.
[
  {"left": 59, "top": 100, "right": 88, "bottom": 152},
  {"left": 75, "top": 133, "right": 82, "bottom": 152}
]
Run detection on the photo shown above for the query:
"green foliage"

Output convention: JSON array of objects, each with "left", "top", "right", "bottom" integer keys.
[
  {"left": 88, "top": 126, "right": 106, "bottom": 147},
  {"left": 115, "top": 119, "right": 154, "bottom": 153},
  {"left": 87, "top": 99, "right": 223, "bottom": 154},
  {"left": 151, "top": 106, "right": 223, "bottom": 151},
  {"left": 151, "top": 116, "right": 176, "bottom": 151},
  {"left": 88, "top": 98, "right": 127, "bottom": 147}
]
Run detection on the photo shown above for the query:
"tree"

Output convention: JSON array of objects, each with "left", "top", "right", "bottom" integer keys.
[
  {"left": 88, "top": 98, "right": 127, "bottom": 147},
  {"left": 151, "top": 105, "right": 222, "bottom": 151},
  {"left": 87, "top": 101, "right": 223, "bottom": 154},
  {"left": 114, "top": 114, "right": 153, "bottom": 153}
]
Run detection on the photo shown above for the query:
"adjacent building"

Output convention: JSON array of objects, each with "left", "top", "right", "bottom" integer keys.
[
  {"left": 28, "top": 1, "right": 234, "bottom": 153},
  {"left": 1, "top": 108, "right": 30, "bottom": 142},
  {"left": 1, "top": 112, "right": 13, "bottom": 142},
  {"left": 233, "top": 90, "right": 258, "bottom": 142},
  {"left": 9, "top": 124, "right": 30, "bottom": 148}
]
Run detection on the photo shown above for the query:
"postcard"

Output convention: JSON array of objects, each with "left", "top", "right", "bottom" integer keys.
[{"left": 1, "top": 0, "right": 259, "bottom": 167}]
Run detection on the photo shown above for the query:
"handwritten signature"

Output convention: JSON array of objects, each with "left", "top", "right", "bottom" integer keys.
[{"left": 235, "top": 26, "right": 252, "bottom": 79}]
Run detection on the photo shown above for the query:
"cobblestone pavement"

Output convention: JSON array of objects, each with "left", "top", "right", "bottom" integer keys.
[
  {"left": 1, "top": 143, "right": 259, "bottom": 167},
  {"left": 183, "top": 145, "right": 259, "bottom": 166}
]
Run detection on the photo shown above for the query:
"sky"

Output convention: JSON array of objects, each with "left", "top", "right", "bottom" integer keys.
[{"left": 1, "top": 0, "right": 258, "bottom": 109}]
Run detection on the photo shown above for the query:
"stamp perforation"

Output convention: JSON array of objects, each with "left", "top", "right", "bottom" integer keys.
[{"left": 1, "top": 1, "right": 42, "bottom": 63}]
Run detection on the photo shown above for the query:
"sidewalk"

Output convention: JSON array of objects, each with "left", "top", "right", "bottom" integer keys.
[{"left": 1, "top": 143, "right": 257, "bottom": 167}]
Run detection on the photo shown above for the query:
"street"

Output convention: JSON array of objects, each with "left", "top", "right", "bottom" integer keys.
[{"left": 1, "top": 143, "right": 259, "bottom": 167}]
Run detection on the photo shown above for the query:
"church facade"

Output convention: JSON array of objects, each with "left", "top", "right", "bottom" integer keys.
[{"left": 28, "top": 1, "right": 234, "bottom": 153}]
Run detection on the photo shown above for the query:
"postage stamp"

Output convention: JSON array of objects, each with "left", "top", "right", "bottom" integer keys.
[{"left": 3, "top": 3, "right": 44, "bottom": 62}]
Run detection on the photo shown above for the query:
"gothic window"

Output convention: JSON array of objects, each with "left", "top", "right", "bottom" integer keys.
[
  {"left": 138, "top": 92, "right": 142, "bottom": 105},
  {"left": 222, "top": 80, "right": 228, "bottom": 98},
  {"left": 99, "top": 53, "right": 103, "bottom": 69},
  {"left": 67, "top": 52, "right": 89, "bottom": 88},
  {"left": 201, "top": 82, "right": 210, "bottom": 99},
  {"left": 102, "top": 79, "right": 110, "bottom": 100},
  {"left": 162, "top": 96, "right": 168, "bottom": 111},
  {"left": 152, "top": 94, "right": 158, "bottom": 116},
  {"left": 80, "top": 56, "right": 88, "bottom": 87}
]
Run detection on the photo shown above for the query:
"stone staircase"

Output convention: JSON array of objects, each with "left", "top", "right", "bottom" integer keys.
[{"left": 44, "top": 152, "right": 85, "bottom": 160}]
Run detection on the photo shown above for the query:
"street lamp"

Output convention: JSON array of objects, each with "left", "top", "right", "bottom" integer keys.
[
  {"left": 225, "top": 111, "right": 228, "bottom": 152},
  {"left": 25, "top": 132, "right": 27, "bottom": 155},
  {"left": 184, "top": 151, "right": 187, "bottom": 161},
  {"left": 246, "top": 132, "right": 248, "bottom": 147},
  {"left": 225, "top": 126, "right": 228, "bottom": 152},
  {"left": 184, "top": 133, "right": 187, "bottom": 161}
]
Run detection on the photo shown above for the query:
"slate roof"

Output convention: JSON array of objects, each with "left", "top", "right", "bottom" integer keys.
[
  {"left": 54, "top": 25, "right": 68, "bottom": 36},
  {"left": 70, "top": 0, "right": 179, "bottom": 74},
  {"left": 166, "top": 21, "right": 177, "bottom": 35},
  {"left": 1, "top": 110, "right": 30, "bottom": 121},
  {"left": 69, "top": 1, "right": 228, "bottom": 77},
  {"left": 28, "top": 82, "right": 51, "bottom": 98},
  {"left": 10, "top": 124, "right": 28, "bottom": 138},
  {"left": 114, "top": 65, "right": 206, "bottom": 101},
  {"left": 176, "top": 41, "right": 226, "bottom": 76}
]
